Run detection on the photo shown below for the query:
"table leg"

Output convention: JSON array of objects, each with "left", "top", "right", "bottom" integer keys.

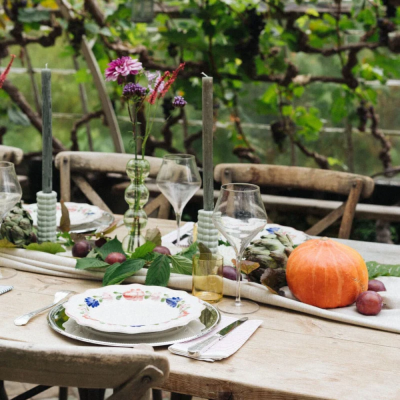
[
  {"left": 78, "top": 388, "right": 105, "bottom": 400},
  {"left": 170, "top": 394, "right": 192, "bottom": 400},
  {"left": 59, "top": 387, "right": 68, "bottom": 400},
  {"left": 0, "top": 381, "right": 8, "bottom": 400}
]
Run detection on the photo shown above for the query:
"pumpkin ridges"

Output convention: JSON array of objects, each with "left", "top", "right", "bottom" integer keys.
[{"left": 286, "top": 238, "right": 368, "bottom": 309}]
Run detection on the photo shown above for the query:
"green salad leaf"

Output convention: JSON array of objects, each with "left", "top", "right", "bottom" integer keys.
[
  {"left": 367, "top": 261, "right": 400, "bottom": 279},
  {"left": 24, "top": 242, "right": 66, "bottom": 255}
]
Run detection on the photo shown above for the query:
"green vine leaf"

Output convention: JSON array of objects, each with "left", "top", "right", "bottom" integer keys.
[
  {"left": 95, "top": 237, "right": 125, "bottom": 260},
  {"left": 76, "top": 258, "right": 110, "bottom": 270},
  {"left": 24, "top": 242, "right": 66, "bottom": 255},
  {"left": 367, "top": 261, "right": 400, "bottom": 279},
  {"left": 145, "top": 254, "right": 170, "bottom": 286},
  {"left": 130, "top": 241, "right": 156, "bottom": 259},
  {"left": 178, "top": 242, "right": 198, "bottom": 260},
  {"left": 103, "top": 259, "right": 146, "bottom": 286},
  {"left": 170, "top": 254, "right": 192, "bottom": 275}
]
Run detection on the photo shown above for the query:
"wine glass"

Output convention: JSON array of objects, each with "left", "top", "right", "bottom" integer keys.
[
  {"left": 0, "top": 162, "right": 22, "bottom": 279},
  {"left": 156, "top": 154, "right": 201, "bottom": 247},
  {"left": 213, "top": 183, "right": 267, "bottom": 314}
]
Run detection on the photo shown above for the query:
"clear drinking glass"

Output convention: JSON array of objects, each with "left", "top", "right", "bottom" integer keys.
[
  {"left": 0, "top": 162, "right": 22, "bottom": 279},
  {"left": 192, "top": 253, "right": 223, "bottom": 304},
  {"left": 213, "top": 183, "right": 267, "bottom": 314},
  {"left": 156, "top": 154, "right": 201, "bottom": 247}
]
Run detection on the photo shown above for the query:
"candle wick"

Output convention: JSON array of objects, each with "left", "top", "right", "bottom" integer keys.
[{"left": 201, "top": 72, "right": 209, "bottom": 78}]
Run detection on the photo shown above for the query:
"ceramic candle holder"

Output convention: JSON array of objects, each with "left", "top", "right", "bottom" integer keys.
[
  {"left": 36, "top": 191, "right": 57, "bottom": 243},
  {"left": 197, "top": 209, "right": 219, "bottom": 253}
]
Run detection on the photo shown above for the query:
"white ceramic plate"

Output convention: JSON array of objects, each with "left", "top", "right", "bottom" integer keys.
[
  {"left": 255, "top": 224, "right": 309, "bottom": 246},
  {"left": 24, "top": 202, "right": 104, "bottom": 227},
  {"left": 64, "top": 284, "right": 206, "bottom": 335}
]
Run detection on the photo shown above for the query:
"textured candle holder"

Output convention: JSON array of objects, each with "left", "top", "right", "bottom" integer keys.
[
  {"left": 197, "top": 209, "right": 219, "bottom": 253},
  {"left": 36, "top": 191, "right": 57, "bottom": 243},
  {"left": 122, "top": 158, "right": 150, "bottom": 254}
]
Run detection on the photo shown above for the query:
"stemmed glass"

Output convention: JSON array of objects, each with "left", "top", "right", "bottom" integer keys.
[
  {"left": 0, "top": 162, "right": 22, "bottom": 279},
  {"left": 156, "top": 154, "right": 201, "bottom": 247},
  {"left": 213, "top": 184, "right": 267, "bottom": 314}
]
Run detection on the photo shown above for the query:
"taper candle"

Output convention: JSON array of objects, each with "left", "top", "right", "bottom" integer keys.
[
  {"left": 202, "top": 75, "right": 214, "bottom": 211},
  {"left": 41, "top": 65, "right": 52, "bottom": 194}
]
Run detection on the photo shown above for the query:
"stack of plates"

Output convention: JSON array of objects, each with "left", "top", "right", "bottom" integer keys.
[
  {"left": 24, "top": 202, "right": 114, "bottom": 233},
  {"left": 48, "top": 284, "right": 221, "bottom": 347}
]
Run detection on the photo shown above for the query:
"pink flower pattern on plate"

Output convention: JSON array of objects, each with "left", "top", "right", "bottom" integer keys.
[{"left": 123, "top": 288, "right": 145, "bottom": 301}]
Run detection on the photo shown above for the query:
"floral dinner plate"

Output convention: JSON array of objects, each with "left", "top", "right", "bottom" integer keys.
[
  {"left": 24, "top": 202, "right": 105, "bottom": 227},
  {"left": 64, "top": 284, "right": 206, "bottom": 335}
]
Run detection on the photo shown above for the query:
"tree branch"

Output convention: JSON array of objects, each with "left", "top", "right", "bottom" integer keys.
[{"left": 70, "top": 110, "right": 104, "bottom": 151}]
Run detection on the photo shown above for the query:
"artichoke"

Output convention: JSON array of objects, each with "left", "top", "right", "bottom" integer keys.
[
  {"left": 0, "top": 203, "right": 35, "bottom": 246},
  {"left": 244, "top": 232, "right": 294, "bottom": 291}
]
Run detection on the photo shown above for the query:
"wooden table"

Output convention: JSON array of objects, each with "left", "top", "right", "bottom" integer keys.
[{"left": 2, "top": 219, "right": 400, "bottom": 400}]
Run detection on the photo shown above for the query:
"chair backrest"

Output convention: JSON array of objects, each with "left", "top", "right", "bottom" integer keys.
[
  {"left": 55, "top": 152, "right": 170, "bottom": 219},
  {"left": 214, "top": 163, "right": 375, "bottom": 239},
  {"left": 0, "top": 339, "right": 169, "bottom": 400},
  {"left": 0, "top": 145, "right": 23, "bottom": 165}
]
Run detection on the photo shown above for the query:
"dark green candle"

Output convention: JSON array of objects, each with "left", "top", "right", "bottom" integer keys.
[
  {"left": 202, "top": 76, "right": 214, "bottom": 211},
  {"left": 41, "top": 65, "right": 52, "bottom": 193}
]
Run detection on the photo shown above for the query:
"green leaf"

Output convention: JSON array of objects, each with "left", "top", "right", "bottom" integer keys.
[
  {"left": 0, "top": 239, "right": 17, "bottom": 248},
  {"left": 130, "top": 241, "right": 156, "bottom": 259},
  {"left": 103, "top": 259, "right": 146, "bottom": 286},
  {"left": 178, "top": 242, "right": 198, "bottom": 260},
  {"left": 145, "top": 254, "right": 170, "bottom": 286},
  {"left": 76, "top": 258, "right": 110, "bottom": 270},
  {"left": 18, "top": 9, "right": 50, "bottom": 23},
  {"left": 95, "top": 237, "right": 125, "bottom": 260},
  {"left": 8, "top": 107, "right": 30, "bottom": 126},
  {"left": 24, "top": 242, "right": 66, "bottom": 255},
  {"left": 367, "top": 261, "right": 400, "bottom": 279},
  {"left": 170, "top": 255, "right": 192, "bottom": 275}
]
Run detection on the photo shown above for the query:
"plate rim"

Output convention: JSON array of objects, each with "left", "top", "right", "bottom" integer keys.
[
  {"left": 48, "top": 301, "right": 221, "bottom": 347},
  {"left": 64, "top": 284, "right": 206, "bottom": 335}
]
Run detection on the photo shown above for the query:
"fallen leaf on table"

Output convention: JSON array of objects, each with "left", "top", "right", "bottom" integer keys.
[{"left": 59, "top": 201, "right": 71, "bottom": 233}]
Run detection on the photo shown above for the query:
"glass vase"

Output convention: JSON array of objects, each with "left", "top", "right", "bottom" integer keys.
[{"left": 122, "top": 158, "right": 150, "bottom": 254}]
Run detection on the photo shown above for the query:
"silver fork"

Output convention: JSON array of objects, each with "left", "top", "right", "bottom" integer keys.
[{"left": 14, "top": 290, "right": 73, "bottom": 326}]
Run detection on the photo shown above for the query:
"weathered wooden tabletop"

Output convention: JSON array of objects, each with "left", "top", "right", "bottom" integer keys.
[{"left": 1, "top": 218, "right": 400, "bottom": 400}]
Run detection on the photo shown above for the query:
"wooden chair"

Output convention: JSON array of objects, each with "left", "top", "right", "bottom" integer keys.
[
  {"left": 214, "top": 163, "right": 375, "bottom": 239},
  {"left": 0, "top": 339, "right": 169, "bottom": 400},
  {"left": 54, "top": 152, "right": 170, "bottom": 219},
  {"left": 0, "top": 145, "right": 23, "bottom": 165}
]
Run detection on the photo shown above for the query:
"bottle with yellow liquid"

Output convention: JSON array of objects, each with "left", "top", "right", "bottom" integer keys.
[{"left": 192, "top": 253, "right": 223, "bottom": 303}]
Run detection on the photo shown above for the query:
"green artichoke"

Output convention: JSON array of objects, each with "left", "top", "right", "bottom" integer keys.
[{"left": 0, "top": 203, "right": 35, "bottom": 246}]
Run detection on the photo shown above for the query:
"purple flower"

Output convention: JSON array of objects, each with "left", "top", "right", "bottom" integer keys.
[
  {"left": 123, "top": 83, "right": 147, "bottom": 98},
  {"left": 145, "top": 70, "right": 165, "bottom": 94},
  {"left": 105, "top": 57, "right": 142, "bottom": 84},
  {"left": 172, "top": 96, "right": 187, "bottom": 108}
]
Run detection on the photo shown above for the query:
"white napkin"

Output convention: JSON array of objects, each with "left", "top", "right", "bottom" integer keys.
[
  {"left": 168, "top": 316, "right": 262, "bottom": 362},
  {"left": 162, "top": 222, "right": 195, "bottom": 248}
]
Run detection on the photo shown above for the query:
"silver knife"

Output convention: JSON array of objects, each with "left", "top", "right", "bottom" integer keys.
[
  {"left": 0, "top": 285, "right": 13, "bottom": 296},
  {"left": 187, "top": 317, "right": 248, "bottom": 357}
]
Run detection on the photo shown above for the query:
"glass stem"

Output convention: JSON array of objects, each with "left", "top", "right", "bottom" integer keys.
[
  {"left": 235, "top": 253, "right": 242, "bottom": 306},
  {"left": 176, "top": 212, "right": 181, "bottom": 247}
]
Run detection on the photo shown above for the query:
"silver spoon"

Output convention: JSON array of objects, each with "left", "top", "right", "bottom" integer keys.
[{"left": 14, "top": 290, "right": 73, "bottom": 326}]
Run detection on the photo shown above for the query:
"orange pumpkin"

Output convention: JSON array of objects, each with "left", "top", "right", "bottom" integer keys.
[{"left": 286, "top": 238, "right": 368, "bottom": 309}]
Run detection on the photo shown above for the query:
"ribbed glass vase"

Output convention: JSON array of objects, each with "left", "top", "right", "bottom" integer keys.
[{"left": 122, "top": 158, "right": 150, "bottom": 254}]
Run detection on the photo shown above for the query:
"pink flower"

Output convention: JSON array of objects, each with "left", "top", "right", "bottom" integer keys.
[{"left": 105, "top": 57, "right": 142, "bottom": 84}]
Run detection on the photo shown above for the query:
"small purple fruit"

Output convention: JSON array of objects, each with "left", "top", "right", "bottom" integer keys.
[
  {"left": 30, "top": 232, "right": 37, "bottom": 243},
  {"left": 356, "top": 291, "right": 383, "bottom": 316},
  {"left": 105, "top": 252, "right": 126, "bottom": 265},
  {"left": 95, "top": 237, "right": 108, "bottom": 248},
  {"left": 368, "top": 279, "right": 386, "bottom": 292},
  {"left": 153, "top": 246, "right": 171, "bottom": 255},
  {"left": 223, "top": 265, "right": 241, "bottom": 281},
  {"left": 72, "top": 240, "right": 92, "bottom": 258}
]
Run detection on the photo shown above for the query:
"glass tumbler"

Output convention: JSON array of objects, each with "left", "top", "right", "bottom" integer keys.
[{"left": 192, "top": 253, "right": 223, "bottom": 304}]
